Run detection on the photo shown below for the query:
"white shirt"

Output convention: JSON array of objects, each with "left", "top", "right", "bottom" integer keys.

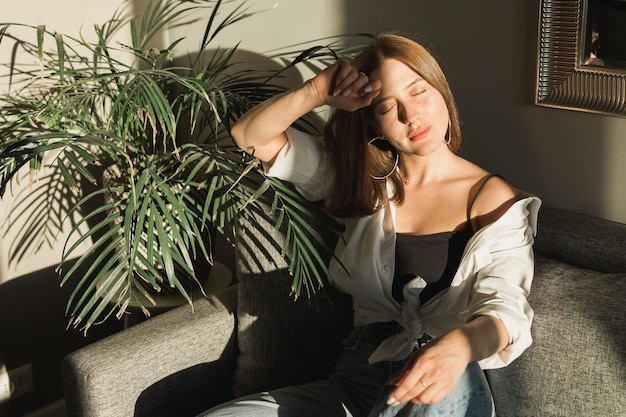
[{"left": 266, "top": 128, "right": 541, "bottom": 369}]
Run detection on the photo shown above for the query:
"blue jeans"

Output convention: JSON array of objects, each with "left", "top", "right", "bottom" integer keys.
[{"left": 197, "top": 324, "right": 496, "bottom": 417}]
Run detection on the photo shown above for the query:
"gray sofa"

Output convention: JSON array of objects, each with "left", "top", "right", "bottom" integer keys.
[{"left": 62, "top": 204, "right": 626, "bottom": 417}]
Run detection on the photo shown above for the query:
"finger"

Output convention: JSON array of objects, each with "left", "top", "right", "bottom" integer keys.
[
  {"left": 387, "top": 372, "right": 428, "bottom": 406},
  {"left": 360, "top": 80, "right": 382, "bottom": 102},
  {"left": 332, "top": 70, "right": 359, "bottom": 97},
  {"left": 327, "top": 60, "right": 352, "bottom": 95},
  {"left": 409, "top": 383, "right": 446, "bottom": 405},
  {"left": 341, "top": 72, "right": 378, "bottom": 98},
  {"left": 342, "top": 72, "right": 371, "bottom": 97},
  {"left": 389, "top": 348, "right": 419, "bottom": 387},
  {"left": 387, "top": 353, "right": 432, "bottom": 405},
  {"left": 313, "top": 61, "right": 353, "bottom": 102},
  {"left": 337, "top": 86, "right": 380, "bottom": 113}
]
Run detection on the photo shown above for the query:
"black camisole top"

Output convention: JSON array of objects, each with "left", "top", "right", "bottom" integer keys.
[
  {"left": 392, "top": 174, "right": 500, "bottom": 306},
  {"left": 392, "top": 227, "right": 472, "bottom": 305}
]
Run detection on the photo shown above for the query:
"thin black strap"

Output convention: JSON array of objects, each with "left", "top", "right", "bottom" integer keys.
[{"left": 466, "top": 174, "right": 504, "bottom": 225}]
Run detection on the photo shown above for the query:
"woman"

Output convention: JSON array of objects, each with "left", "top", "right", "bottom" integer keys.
[{"left": 199, "top": 33, "right": 540, "bottom": 417}]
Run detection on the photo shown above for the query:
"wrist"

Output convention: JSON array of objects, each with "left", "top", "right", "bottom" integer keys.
[
  {"left": 304, "top": 77, "right": 326, "bottom": 109},
  {"left": 459, "top": 316, "right": 509, "bottom": 362},
  {"left": 441, "top": 328, "right": 474, "bottom": 364}
]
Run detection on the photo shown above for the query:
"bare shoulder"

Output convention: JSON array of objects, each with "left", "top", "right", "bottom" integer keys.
[{"left": 469, "top": 174, "right": 518, "bottom": 231}]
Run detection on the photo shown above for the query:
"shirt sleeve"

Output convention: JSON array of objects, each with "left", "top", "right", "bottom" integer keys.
[
  {"left": 468, "top": 197, "right": 541, "bottom": 369},
  {"left": 263, "top": 127, "right": 330, "bottom": 202}
]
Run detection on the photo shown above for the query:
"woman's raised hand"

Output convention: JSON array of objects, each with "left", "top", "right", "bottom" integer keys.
[
  {"left": 310, "top": 59, "right": 381, "bottom": 112},
  {"left": 231, "top": 59, "right": 381, "bottom": 162}
]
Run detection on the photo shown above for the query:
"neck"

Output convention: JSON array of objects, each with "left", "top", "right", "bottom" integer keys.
[{"left": 399, "top": 148, "right": 455, "bottom": 187}]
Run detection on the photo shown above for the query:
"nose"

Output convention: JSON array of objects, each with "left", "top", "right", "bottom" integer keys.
[{"left": 398, "top": 101, "right": 419, "bottom": 125}]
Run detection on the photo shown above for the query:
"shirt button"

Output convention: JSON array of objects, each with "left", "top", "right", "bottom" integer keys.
[{"left": 383, "top": 265, "right": 391, "bottom": 272}]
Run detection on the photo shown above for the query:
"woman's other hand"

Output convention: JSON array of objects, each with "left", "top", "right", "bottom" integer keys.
[
  {"left": 387, "top": 316, "right": 508, "bottom": 405},
  {"left": 388, "top": 330, "right": 472, "bottom": 405}
]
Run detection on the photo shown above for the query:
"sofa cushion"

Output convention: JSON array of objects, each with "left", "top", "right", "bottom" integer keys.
[
  {"left": 487, "top": 255, "right": 626, "bottom": 417},
  {"left": 233, "top": 269, "right": 352, "bottom": 398},
  {"left": 231, "top": 182, "right": 352, "bottom": 398},
  {"left": 535, "top": 206, "right": 626, "bottom": 274}
]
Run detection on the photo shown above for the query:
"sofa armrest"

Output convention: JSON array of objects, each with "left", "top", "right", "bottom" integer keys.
[{"left": 62, "top": 285, "right": 238, "bottom": 417}]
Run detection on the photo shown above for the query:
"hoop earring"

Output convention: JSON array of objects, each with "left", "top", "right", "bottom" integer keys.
[
  {"left": 368, "top": 137, "right": 399, "bottom": 180},
  {"left": 444, "top": 120, "right": 452, "bottom": 145}
]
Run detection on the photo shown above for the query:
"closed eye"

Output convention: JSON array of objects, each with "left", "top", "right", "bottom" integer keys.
[
  {"left": 410, "top": 88, "right": 427, "bottom": 97},
  {"left": 372, "top": 98, "right": 396, "bottom": 114},
  {"left": 378, "top": 103, "right": 396, "bottom": 115}
]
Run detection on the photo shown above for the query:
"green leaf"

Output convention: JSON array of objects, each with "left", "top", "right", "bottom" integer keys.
[
  {"left": 0, "top": 0, "right": 370, "bottom": 331},
  {"left": 36, "top": 25, "right": 45, "bottom": 75},
  {"left": 55, "top": 33, "right": 65, "bottom": 84}
]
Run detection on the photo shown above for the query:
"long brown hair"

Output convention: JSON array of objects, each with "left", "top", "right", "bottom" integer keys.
[{"left": 323, "top": 33, "right": 462, "bottom": 218}]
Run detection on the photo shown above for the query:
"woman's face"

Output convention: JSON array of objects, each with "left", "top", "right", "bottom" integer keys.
[{"left": 369, "top": 58, "right": 449, "bottom": 157}]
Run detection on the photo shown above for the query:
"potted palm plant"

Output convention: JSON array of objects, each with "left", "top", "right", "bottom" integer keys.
[{"left": 0, "top": 0, "right": 364, "bottom": 333}]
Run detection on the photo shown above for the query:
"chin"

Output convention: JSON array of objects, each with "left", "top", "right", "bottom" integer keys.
[{"left": 409, "top": 140, "right": 443, "bottom": 157}]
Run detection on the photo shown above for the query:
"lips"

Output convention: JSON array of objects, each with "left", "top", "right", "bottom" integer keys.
[{"left": 409, "top": 126, "right": 431, "bottom": 141}]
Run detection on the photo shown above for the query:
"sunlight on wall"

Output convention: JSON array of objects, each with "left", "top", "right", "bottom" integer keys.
[
  {"left": 0, "top": 166, "right": 95, "bottom": 283},
  {"left": 2, "top": 1, "right": 123, "bottom": 40},
  {"left": 167, "top": 0, "right": 344, "bottom": 80},
  {"left": 601, "top": 118, "right": 626, "bottom": 224},
  {"left": 0, "top": 0, "right": 346, "bottom": 283},
  {"left": 0, "top": 1, "right": 126, "bottom": 283}
]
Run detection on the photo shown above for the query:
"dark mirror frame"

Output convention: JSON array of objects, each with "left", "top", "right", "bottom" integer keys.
[{"left": 535, "top": 0, "right": 626, "bottom": 117}]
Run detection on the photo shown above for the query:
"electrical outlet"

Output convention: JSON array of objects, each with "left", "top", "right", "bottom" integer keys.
[
  {"left": 0, "top": 363, "right": 12, "bottom": 404},
  {"left": 8, "top": 363, "right": 34, "bottom": 399}
]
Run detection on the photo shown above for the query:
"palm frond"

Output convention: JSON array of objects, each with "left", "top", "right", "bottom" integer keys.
[{"left": 0, "top": 0, "right": 372, "bottom": 331}]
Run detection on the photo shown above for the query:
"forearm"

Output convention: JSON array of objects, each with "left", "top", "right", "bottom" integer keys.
[
  {"left": 230, "top": 80, "right": 323, "bottom": 163},
  {"left": 387, "top": 315, "right": 509, "bottom": 406},
  {"left": 230, "top": 59, "right": 380, "bottom": 164},
  {"left": 455, "top": 315, "right": 510, "bottom": 363}
]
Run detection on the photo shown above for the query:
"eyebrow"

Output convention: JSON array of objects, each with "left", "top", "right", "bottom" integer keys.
[{"left": 371, "top": 76, "right": 425, "bottom": 108}]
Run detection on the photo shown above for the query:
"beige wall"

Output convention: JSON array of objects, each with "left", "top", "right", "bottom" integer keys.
[
  {"left": 342, "top": 0, "right": 626, "bottom": 225},
  {"left": 396, "top": 0, "right": 626, "bottom": 224},
  {"left": 2, "top": 0, "right": 626, "bottom": 278},
  {"left": 0, "top": 2, "right": 126, "bottom": 283},
  {"left": 175, "top": 0, "right": 626, "bottom": 224},
  {"left": 1, "top": 1, "right": 625, "bottom": 414}
]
